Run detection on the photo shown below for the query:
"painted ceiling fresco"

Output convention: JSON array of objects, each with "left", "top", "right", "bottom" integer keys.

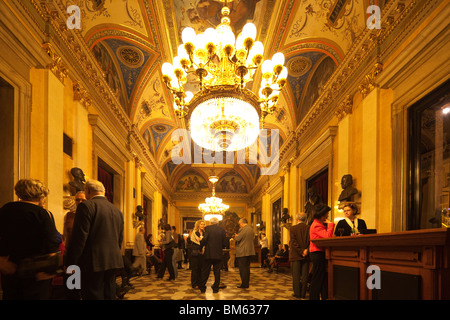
[{"left": 73, "top": 0, "right": 368, "bottom": 191}]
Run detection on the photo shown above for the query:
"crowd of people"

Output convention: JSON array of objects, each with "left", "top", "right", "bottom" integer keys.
[{"left": 0, "top": 178, "right": 364, "bottom": 300}]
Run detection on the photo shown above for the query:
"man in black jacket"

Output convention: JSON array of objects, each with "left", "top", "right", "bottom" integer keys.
[
  {"left": 198, "top": 217, "right": 227, "bottom": 293},
  {"left": 66, "top": 179, "right": 124, "bottom": 300}
]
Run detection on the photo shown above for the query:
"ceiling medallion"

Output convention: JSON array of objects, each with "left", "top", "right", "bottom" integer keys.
[
  {"left": 117, "top": 46, "right": 144, "bottom": 68},
  {"left": 161, "top": 4, "right": 287, "bottom": 152},
  {"left": 287, "top": 56, "right": 312, "bottom": 77}
]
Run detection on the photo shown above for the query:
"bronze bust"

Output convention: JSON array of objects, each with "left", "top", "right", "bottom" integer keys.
[
  {"left": 338, "top": 174, "right": 359, "bottom": 202},
  {"left": 69, "top": 167, "right": 86, "bottom": 193}
]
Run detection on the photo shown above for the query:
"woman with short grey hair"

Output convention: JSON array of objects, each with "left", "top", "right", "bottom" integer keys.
[{"left": 14, "top": 178, "right": 49, "bottom": 206}]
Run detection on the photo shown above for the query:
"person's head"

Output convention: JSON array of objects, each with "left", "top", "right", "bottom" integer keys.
[
  {"left": 15, "top": 179, "right": 49, "bottom": 206},
  {"left": 163, "top": 224, "right": 171, "bottom": 231},
  {"left": 84, "top": 179, "right": 105, "bottom": 199},
  {"left": 210, "top": 217, "right": 219, "bottom": 225},
  {"left": 71, "top": 167, "right": 86, "bottom": 182},
  {"left": 296, "top": 212, "right": 307, "bottom": 223},
  {"left": 284, "top": 244, "right": 289, "bottom": 251},
  {"left": 75, "top": 191, "right": 86, "bottom": 205},
  {"left": 172, "top": 226, "right": 176, "bottom": 231},
  {"left": 238, "top": 218, "right": 248, "bottom": 227},
  {"left": 343, "top": 203, "right": 359, "bottom": 218},
  {"left": 260, "top": 232, "right": 266, "bottom": 239},
  {"left": 313, "top": 204, "right": 331, "bottom": 222},
  {"left": 194, "top": 220, "right": 206, "bottom": 231},
  {"left": 341, "top": 174, "right": 353, "bottom": 189},
  {"left": 278, "top": 243, "right": 283, "bottom": 250}
]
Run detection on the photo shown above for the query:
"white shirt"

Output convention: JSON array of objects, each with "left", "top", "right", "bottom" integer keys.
[{"left": 260, "top": 237, "right": 268, "bottom": 248}]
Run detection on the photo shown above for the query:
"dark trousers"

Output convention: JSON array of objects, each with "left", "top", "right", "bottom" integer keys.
[
  {"left": 157, "top": 248, "right": 175, "bottom": 279},
  {"left": 199, "top": 258, "right": 222, "bottom": 291},
  {"left": 189, "top": 253, "right": 204, "bottom": 288},
  {"left": 291, "top": 259, "right": 310, "bottom": 298},
  {"left": 236, "top": 256, "right": 251, "bottom": 287},
  {"left": 1, "top": 275, "right": 52, "bottom": 300},
  {"left": 309, "top": 251, "right": 327, "bottom": 300},
  {"left": 80, "top": 268, "right": 117, "bottom": 300},
  {"left": 261, "top": 248, "right": 269, "bottom": 267}
]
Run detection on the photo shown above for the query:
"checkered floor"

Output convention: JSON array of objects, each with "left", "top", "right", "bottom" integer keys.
[{"left": 120, "top": 264, "right": 307, "bottom": 300}]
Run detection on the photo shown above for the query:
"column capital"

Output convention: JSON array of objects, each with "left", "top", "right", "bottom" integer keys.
[
  {"left": 335, "top": 95, "right": 353, "bottom": 121},
  {"left": 41, "top": 42, "right": 69, "bottom": 84}
]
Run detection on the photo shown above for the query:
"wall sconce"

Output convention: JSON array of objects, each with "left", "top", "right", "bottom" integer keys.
[{"left": 256, "top": 221, "right": 265, "bottom": 231}]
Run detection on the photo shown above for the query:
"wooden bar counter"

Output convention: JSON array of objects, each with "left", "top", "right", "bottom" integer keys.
[{"left": 311, "top": 228, "right": 450, "bottom": 300}]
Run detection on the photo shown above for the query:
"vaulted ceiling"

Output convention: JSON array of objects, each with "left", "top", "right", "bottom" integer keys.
[{"left": 75, "top": 0, "right": 369, "bottom": 196}]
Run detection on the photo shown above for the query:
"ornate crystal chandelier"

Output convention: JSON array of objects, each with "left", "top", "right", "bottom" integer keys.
[
  {"left": 199, "top": 175, "right": 229, "bottom": 221},
  {"left": 161, "top": 3, "right": 287, "bottom": 152}
]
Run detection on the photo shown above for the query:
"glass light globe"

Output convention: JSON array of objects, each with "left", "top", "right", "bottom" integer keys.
[
  {"left": 162, "top": 62, "right": 174, "bottom": 77},
  {"left": 182, "top": 27, "right": 196, "bottom": 44},
  {"left": 204, "top": 28, "right": 218, "bottom": 45},
  {"left": 278, "top": 66, "right": 288, "bottom": 80},
  {"left": 178, "top": 44, "right": 189, "bottom": 59},
  {"left": 261, "top": 60, "right": 274, "bottom": 77},
  {"left": 242, "top": 23, "right": 257, "bottom": 40},
  {"left": 272, "top": 52, "right": 285, "bottom": 67}
]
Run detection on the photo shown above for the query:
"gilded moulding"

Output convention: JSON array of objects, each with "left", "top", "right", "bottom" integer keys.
[{"left": 41, "top": 42, "right": 69, "bottom": 83}]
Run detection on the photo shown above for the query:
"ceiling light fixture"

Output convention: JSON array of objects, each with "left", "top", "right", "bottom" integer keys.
[
  {"left": 199, "top": 175, "right": 229, "bottom": 221},
  {"left": 442, "top": 104, "right": 450, "bottom": 115},
  {"left": 162, "top": 2, "right": 287, "bottom": 152}
]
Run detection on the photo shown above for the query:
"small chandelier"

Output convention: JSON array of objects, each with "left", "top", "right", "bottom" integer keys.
[
  {"left": 162, "top": 4, "right": 287, "bottom": 152},
  {"left": 199, "top": 175, "right": 229, "bottom": 221}
]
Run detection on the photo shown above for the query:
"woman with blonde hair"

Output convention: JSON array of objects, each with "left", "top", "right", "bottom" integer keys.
[
  {"left": 189, "top": 219, "right": 205, "bottom": 289},
  {"left": 0, "top": 179, "right": 59, "bottom": 299}
]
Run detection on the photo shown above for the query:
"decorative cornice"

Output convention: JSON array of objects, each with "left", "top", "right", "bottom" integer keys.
[
  {"left": 73, "top": 81, "right": 92, "bottom": 108},
  {"left": 172, "top": 191, "right": 251, "bottom": 203},
  {"left": 358, "top": 62, "right": 384, "bottom": 97},
  {"left": 41, "top": 42, "right": 69, "bottom": 83},
  {"left": 334, "top": 94, "right": 354, "bottom": 121}
]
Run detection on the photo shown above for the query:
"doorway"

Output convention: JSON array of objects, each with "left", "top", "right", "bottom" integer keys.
[
  {"left": 97, "top": 158, "right": 115, "bottom": 203},
  {"left": 0, "top": 77, "right": 14, "bottom": 206},
  {"left": 271, "top": 198, "right": 282, "bottom": 253},
  {"left": 306, "top": 166, "right": 329, "bottom": 205}
]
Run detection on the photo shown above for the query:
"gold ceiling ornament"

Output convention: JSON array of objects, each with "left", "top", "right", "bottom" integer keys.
[{"left": 161, "top": 4, "right": 287, "bottom": 152}]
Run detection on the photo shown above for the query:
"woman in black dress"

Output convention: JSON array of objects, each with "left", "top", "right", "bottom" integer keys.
[
  {"left": 188, "top": 220, "right": 205, "bottom": 289},
  {"left": 335, "top": 203, "right": 367, "bottom": 236},
  {"left": 0, "top": 179, "right": 59, "bottom": 300}
]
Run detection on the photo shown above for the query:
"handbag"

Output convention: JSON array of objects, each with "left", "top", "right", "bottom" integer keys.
[
  {"left": 165, "top": 237, "right": 177, "bottom": 250},
  {"left": 16, "top": 251, "right": 63, "bottom": 278}
]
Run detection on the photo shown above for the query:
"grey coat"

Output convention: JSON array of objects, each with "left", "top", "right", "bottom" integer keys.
[{"left": 235, "top": 224, "right": 255, "bottom": 258}]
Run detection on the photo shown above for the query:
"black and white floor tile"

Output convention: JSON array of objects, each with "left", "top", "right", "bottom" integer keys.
[{"left": 120, "top": 265, "right": 307, "bottom": 301}]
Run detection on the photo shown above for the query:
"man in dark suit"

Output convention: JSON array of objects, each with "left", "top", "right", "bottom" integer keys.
[
  {"left": 66, "top": 179, "right": 124, "bottom": 300},
  {"left": 235, "top": 218, "right": 255, "bottom": 289},
  {"left": 289, "top": 212, "right": 310, "bottom": 299},
  {"left": 199, "top": 217, "right": 227, "bottom": 293}
]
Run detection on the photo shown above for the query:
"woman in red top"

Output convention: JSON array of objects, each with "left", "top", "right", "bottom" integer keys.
[{"left": 309, "top": 204, "right": 334, "bottom": 300}]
